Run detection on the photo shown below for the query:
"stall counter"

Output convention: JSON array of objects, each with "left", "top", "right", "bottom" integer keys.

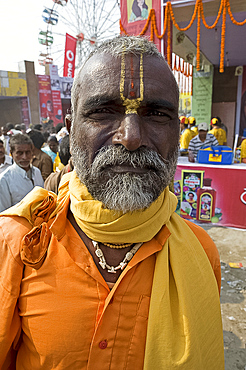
[{"left": 174, "top": 157, "right": 246, "bottom": 229}]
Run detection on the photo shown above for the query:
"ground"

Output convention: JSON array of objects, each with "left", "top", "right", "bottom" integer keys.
[{"left": 205, "top": 226, "right": 246, "bottom": 370}]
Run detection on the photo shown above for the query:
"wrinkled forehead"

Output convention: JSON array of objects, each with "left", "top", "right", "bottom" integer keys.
[{"left": 75, "top": 52, "right": 178, "bottom": 104}]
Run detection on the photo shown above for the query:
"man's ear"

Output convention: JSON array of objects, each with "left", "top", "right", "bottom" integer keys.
[{"left": 65, "top": 114, "right": 72, "bottom": 133}]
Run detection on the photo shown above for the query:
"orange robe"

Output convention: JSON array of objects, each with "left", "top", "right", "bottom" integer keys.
[{"left": 0, "top": 199, "right": 221, "bottom": 369}]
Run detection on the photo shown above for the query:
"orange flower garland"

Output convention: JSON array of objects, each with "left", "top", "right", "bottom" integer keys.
[
  {"left": 119, "top": 0, "right": 246, "bottom": 73},
  {"left": 220, "top": 0, "right": 227, "bottom": 73},
  {"left": 200, "top": 0, "right": 223, "bottom": 29},
  {"left": 196, "top": 0, "right": 201, "bottom": 71},
  {"left": 226, "top": 0, "right": 246, "bottom": 26},
  {"left": 168, "top": 0, "right": 198, "bottom": 32}
]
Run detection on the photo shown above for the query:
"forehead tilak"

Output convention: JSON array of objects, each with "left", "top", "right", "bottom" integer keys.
[{"left": 120, "top": 48, "right": 144, "bottom": 115}]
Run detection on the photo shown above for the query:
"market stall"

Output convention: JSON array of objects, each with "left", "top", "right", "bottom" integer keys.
[{"left": 174, "top": 157, "right": 246, "bottom": 229}]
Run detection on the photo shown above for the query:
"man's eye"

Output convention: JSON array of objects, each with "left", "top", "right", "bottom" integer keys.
[
  {"left": 89, "top": 107, "right": 112, "bottom": 115},
  {"left": 147, "top": 110, "right": 169, "bottom": 117}
]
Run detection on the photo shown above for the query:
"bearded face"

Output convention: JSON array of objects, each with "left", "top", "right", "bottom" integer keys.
[
  {"left": 71, "top": 131, "right": 178, "bottom": 213},
  {"left": 69, "top": 52, "right": 180, "bottom": 213}
]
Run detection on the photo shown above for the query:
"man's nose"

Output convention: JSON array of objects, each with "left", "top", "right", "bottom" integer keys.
[{"left": 112, "top": 114, "right": 144, "bottom": 151}]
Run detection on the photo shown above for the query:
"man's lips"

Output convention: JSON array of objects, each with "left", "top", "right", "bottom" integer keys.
[{"left": 104, "top": 165, "right": 152, "bottom": 174}]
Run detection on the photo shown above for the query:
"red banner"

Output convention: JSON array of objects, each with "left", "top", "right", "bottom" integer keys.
[
  {"left": 51, "top": 90, "right": 63, "bottom": 126},
  {"left": 37, "top": 75, "right": 53, "bottom": 123},
  {"left": 63, "top": 33, "right": 77, "bottom": 78},
  {"left": 20, "top": 97, "right": 30, "bottom": 127}
]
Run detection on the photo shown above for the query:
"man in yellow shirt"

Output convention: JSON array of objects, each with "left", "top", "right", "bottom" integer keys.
[
  {"left": 209, "top": 117, "right": 227, "bottom": 145},
  {"left": 241, "top": 138, "right": 246, "bottom": 163},
  {"left": 179, "top": 116, "right": 193, "bottom": 154},
  {"left": 188, "top": 116, "right": 198, "bottom": 138},
  {"left": 0, "top": 36, "right": 224, "bottom": 369}
]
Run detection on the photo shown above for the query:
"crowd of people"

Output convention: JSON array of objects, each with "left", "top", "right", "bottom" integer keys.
[
  {"left": 0, "top": 121, "right": 71, "bottom": 212},
  {"left": 179, "top": 113, "right": 246, "bottom": 163}
]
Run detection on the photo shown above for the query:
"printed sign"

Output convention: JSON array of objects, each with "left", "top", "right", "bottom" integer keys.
[
  {"left": 180, "top": 170, "right": 204, "bottom": 219},
  {"left": 63, "top": 33, "right": 77, "bottom": 78},
  {"left": 37, "top": 75, "right": 53, "bottom": 123}
]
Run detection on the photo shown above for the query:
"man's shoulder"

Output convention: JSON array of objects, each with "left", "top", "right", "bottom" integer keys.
[
  {"left": 182, "top": 219, "right": 220, "bottom": 264},
  {"left": 4, "top": 155, "right": 12, "bottom": 165},
  {"left": 0, "top": 215, "right": 32, "bottom": 262},
  {"left": 39, "top": 150, "right": 53, "bottom": 162},
  {"left": 0, "top": 163, "right": 16, "bottom": 180},
  {"left": 190, "top": 135, "right": 199, "bottom": 142},
  {"left": 189, "top": 135, "right": 200, "bottom": 145}
]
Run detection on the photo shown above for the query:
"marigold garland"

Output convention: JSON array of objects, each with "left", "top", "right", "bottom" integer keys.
[
  {"left": 200, "top": 0, "right": 223, "bottom": 29},
  {"left": 119, "top": 0, "right": 246, "bottom": 73},
  {"left": 220, "top": 0, "right": 227, "bottom": 73},
  {"left": 226, "top": 0, "right": 246, "bottom": 26},
  {"left": 196, "top": 0, "right": 201, "bottom": 71}
]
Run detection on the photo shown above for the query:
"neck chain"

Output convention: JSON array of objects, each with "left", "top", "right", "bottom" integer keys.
[
  {"left": 92, "top": 240, "right": 143, "bottom": 274},
  {"left": 102, "top": 242, "right": 133, "bottom": 249}
]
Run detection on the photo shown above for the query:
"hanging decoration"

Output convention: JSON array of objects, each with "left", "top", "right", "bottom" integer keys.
[
  {"left": 120, "top": 0, "right": 246, "bottom": 73},
  {"left": 172, "top": 54, "right": 193, "bottom": 95}
]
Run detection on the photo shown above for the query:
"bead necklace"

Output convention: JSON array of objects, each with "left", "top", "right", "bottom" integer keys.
[
  {"left": 102, "top": 242, "right": 133, "bottom": 249},
  {"left": 92, "top": 240, "right": 143, "bottom": 274}
]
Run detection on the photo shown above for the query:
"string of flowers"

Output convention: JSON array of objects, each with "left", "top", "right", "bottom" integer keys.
[
  {"left": 152, "top": 7, "right": 167, "bottom": 39},
  {"left": 226, "top": 0, "right": 246, "bottom": 26},
  {"left": 173, "top": 55, "right": 192, "bottom": 78},
  {"left": 168, "top": 0, "right": 198, "bottom": 32},
  {"left": 196, "top": 0, "right": 201, "bottom": 71},
  {"left": 139, "top": 9, "right": 154, "bottom": 36},
  {"left": 200, "top": 0, "right": 223, "bottom": 29},
  {"left": 167, "top": 7, "right": 172, "bottom": 66},
  {"left": 120, "top": 20, "right": 128, "bottom": 35},
  {"left": 150, "top": 16, "right": 154, "bottom": 41},
  {"left": 220, "top": 0, "right": 227, "bottom": 73}
]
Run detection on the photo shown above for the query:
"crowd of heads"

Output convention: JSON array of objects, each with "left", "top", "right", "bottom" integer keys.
[
  {"left": 0, "top": 118, "right": 71, "bottom": 170},
  {"left": 179, "top": 115, "right": 225, "bottom": 132}
]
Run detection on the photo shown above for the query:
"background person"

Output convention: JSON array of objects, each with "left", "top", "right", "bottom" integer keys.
[
  {"left": 188, "top": 116, "right": 198, "bottom": 138},
  {"left": 0, "top": 125, "right": 10, "bottom": 155},
  {"left": 209, "top": 117, "right": 227, "bottom": 145},
  {"left": 240, "top": 138, "right": 246, "bottom": 163},
  {"left": 179, "top": 115, "right": 193, "bottom": 154},
  {"left": 0, "top": 36, "right": 224, "bottom": 369},
  {"left": 44, "top": 134, "right": 73, "bottom": 194},
  {"left": 188, "top": 122, "right": 219, "bottom": 162},
  {"left": 42, "top": 135, "right": 63, "bottom": 171},
  {"left": 0, "top": 139, "right": 12, "bottom": 174},
  {"left": 0, "top": 134, "right": 43, "bottom": 212},
  {"left": 27, "top": 129, "right": 53, "bottom": 181}
]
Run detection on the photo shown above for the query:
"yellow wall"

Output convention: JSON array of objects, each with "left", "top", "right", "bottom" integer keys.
[{"left": 0, "top": 71, "right": 27, "bottom": 97}]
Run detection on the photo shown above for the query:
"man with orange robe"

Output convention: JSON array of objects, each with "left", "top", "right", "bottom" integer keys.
[{"left": 0, "top": 36, "right": 224, "bottom": 369}]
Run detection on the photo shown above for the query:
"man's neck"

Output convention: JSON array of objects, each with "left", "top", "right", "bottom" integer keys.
[
  {"left": 67, "top": 210, "right": 133, "bottom": 284},
  {"left": 0, "top": 156, "right": 4, "bottom": 165}
]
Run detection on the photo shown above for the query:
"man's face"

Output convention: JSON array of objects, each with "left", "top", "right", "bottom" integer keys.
[
  {"left": 48, "top": 140, "right": 58, "bottom": 153},
  {"left": 0, "top": 142, "right": 5, "bottom": 161},
  {"left": 70, "top": 52, "right": 179, "bottom": 212},
  {"left": 199, "top": 130, "right": 207, "bottom": 142},
  {"left": 11, "top": 144, "right": 33, "bottom": 171}
]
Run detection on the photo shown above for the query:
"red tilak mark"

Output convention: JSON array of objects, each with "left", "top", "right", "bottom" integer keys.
[
  {"left": 130, "top": 55, "right": 134, "bottom": 91},
  {"left": 130, "top": 91, "right": 136, "bottom": 97}
]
